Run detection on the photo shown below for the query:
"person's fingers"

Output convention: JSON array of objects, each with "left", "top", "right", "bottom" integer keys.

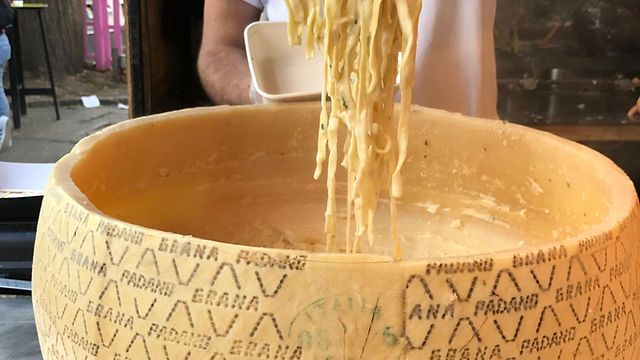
[{"left": 629, "top": 104, "right": 639, "bottom": 119}]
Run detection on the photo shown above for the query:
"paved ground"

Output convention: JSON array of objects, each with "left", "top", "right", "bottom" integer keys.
[
  {"left": 0, "top": 104, "right": 128, "bottom": 163},
  {"left": 24, "top": 70, "right": 127, "bottom": 108},
  {"left": 0, "top": 99, "right": 127, "bottom": 360},
  {"left": 1, "top": 68, "right": 128, "bottom": 163},
  {"left": 0, "top": 296, "right": 41, "bottom": 360}
]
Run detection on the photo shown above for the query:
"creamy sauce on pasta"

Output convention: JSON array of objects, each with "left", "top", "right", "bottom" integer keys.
[{"left": 285, "top": 0, "right": 422, "bottom": 256}]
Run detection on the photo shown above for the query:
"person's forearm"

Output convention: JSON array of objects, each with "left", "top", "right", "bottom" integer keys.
[
  {"left": 629, "top": 97, "right": 640, "bottom": 118},
  {"left": 198, "top": 45, "right": 252, "bottom": 105}
]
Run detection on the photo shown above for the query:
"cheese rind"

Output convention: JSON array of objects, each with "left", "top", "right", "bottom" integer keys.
[{"left": 32, "top": 104, "right": 640, "bottom": 359}]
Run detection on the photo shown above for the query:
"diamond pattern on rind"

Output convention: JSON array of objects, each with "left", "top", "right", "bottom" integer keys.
[
  {"left": 598, "top": 284, "right": 618, "bottom": 312},
  {"left": 135, "top": 248, "right": 161, "bottom": 276},
  {"left": 530, "top": 264, "right": 556, "bottom": 292},
  {"left": 255, "top": 270, "right": 288, "bottom": 298},
  {"left": 535, "top": 305, "right": 562, "bottom": 334},
  {"left": 448, "top": 317, "right": 482, "bottom": 345},
  {"left": 98, "top": 280, "right": 122, "bottom": 307},
  {"left": 491, "top": 269, "right": 522, "bottom": 296},
  {"left": 105, "top": 239, "right": 129, "bottom": 266},
  {"left": 405, "top": 323, "right": 434, "bottom": 350},
  {"left": 624, "top": 310, "right": 637, "bottom": 336},
  {"left": 76, "top": 269, "right": 94, "bottom": 295},
  {"left": 446, "top": 276, "right": 478, "bottom": 302},
  {"left": 125, "top": 333, "right": 152, "bottom": 360},
  {"left": 162, "top": 344, "right": 192, "bottom": 360},
  {"left": 566, "top": 255, "right": 588, "bottom": 283},
  {"left": 250, "top": 313, "right": 284, "bottom": 341},
  {"left": 134, "top": 297, "right": 158, "bottom": 320},
  {"left": 493, "top": 315, "right": 523, "bottom": 342},
  {"left": 591, "top": 246, "right": 608, "bottom": 273},
  {"left": 172, "top": 259, "right": 200, "bottom": 286},
  {"left": 165, "top": 300, "right": 195, "bottom": 328},
  {"left": 569, "top": 296, "right": 592, "bottom": 324},
  {"left": 210, "top": 262, "right": 242, "bottom": 290},
  {"left": 71, "top": 308, "right": 89, "bottom": 335},
  {"left": 572, "top": 336, "right": 595, "bottom": 359},
  {"left": 79, "top": 230, "right": 96, "bottom": 256},
  {"left": 207, "top": 310, "right": 239, "bottom": 337},
  {"left": 96, "top": 320, "right": 119, "bottom": 348},
  {"left": 601, "top": 322, "right": 620, "bottom": 351}
]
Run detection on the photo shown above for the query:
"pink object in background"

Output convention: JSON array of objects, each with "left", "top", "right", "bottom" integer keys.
[
  {"left": 93, "top": 0, "right": 109, "bottom": 70},
  {"left": 83, "top": 0, "right": 124, "bottom": 71},
  {"left": 112, "top": 0, "right": 122, "bottom": 58}
]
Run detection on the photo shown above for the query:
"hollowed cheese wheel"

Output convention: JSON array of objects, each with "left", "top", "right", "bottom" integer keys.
[{"left": 32, "top": 103, "right": 640, "bottom": 359}]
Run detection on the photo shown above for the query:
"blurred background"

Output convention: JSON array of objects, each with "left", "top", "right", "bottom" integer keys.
[{"left": 0, "top": 2, "right": 638, "bottom": 358}]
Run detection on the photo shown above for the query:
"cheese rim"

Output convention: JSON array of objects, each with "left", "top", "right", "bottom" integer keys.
[{"left": 50, "top": 103, "right": 637, "bottom": 264}]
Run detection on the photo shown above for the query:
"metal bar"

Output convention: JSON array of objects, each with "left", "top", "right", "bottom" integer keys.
[
  {"left": 37, "top": 11, "right": 60, "bottom": 120},
  {"left": 112, "top": 0, "right": 123, "bottom": 56},
  {"left": 126, "top": 0, "right": 144, "bottom": 117},
  {"left": 20, "top": 88, "right": 55, "bottom": 96},
  {"left": 111, "top": 47, "right": 119, "bottom": 80},
  {"left": 6, "top": 26, "right": 21, "bottom": 129},
  {"left": 0, "top": 262, "right": 33, "bottom": 270},
  {"left": 13, "top": 13, "right": 26, "bottom": 116},
  {"left": 83, "top": 0, "right": 92, "bottom": 64},
  {"left": 0, "top": 278, "right": 31, "bottom": 291}
]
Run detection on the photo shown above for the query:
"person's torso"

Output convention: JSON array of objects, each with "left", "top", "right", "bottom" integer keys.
[{"left": 259, "top": 0, "right": 287, "bottom": 21}]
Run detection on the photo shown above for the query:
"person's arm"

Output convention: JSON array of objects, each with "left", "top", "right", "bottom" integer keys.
[
  {"left": 198, "top": 0, "right": 261, "bottom": 105},
  {"left": 629, "top": 96, "right": 640, "bottom": 119}
]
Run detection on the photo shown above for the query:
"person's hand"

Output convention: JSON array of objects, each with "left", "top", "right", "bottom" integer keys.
[{"left": 629, "top": 96, "right": 640, "bottom": 119}]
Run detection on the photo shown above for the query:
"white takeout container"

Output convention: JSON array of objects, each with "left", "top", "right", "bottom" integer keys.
[{"left": 244, "top": 21, "right": 323, "bottom": 103}]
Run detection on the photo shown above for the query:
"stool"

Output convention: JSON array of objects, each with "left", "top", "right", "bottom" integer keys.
[{"left": 5, "top": 3, "right": 60, "bottom": 130}]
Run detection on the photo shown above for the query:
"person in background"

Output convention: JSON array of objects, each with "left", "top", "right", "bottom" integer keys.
[
  {"left": 198, "top": 0, "right": 499, "bottom": 119},
  {"left": 0, "top": 0, "right": 13, "bottom": 151}
]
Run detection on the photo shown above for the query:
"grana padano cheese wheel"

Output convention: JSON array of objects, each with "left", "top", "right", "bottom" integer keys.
[{"left": 32, "top": 103, "right": 640, "bottom": 359}]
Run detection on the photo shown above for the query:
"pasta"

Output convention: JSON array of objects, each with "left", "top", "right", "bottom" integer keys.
[{"left": 285, "top": 0, "right": 421, "bottom": 257}]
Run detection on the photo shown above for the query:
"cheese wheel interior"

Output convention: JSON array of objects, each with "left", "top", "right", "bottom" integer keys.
[{"left": 70, "top": 104, "right": 620, "bottom": 259}]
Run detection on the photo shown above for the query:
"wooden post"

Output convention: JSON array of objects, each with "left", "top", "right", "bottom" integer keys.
[{"left": 126, "top": 0, "right": 208, "bottom": 117}]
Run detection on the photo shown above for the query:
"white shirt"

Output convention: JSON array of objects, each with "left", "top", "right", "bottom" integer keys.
[{"left": 242, "top": 0, "right": 498, "bottom": 119}]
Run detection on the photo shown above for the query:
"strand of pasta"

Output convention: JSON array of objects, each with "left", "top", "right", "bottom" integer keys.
[{"left": 286, "top": 0, "right": 421, "bottom": 256}]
